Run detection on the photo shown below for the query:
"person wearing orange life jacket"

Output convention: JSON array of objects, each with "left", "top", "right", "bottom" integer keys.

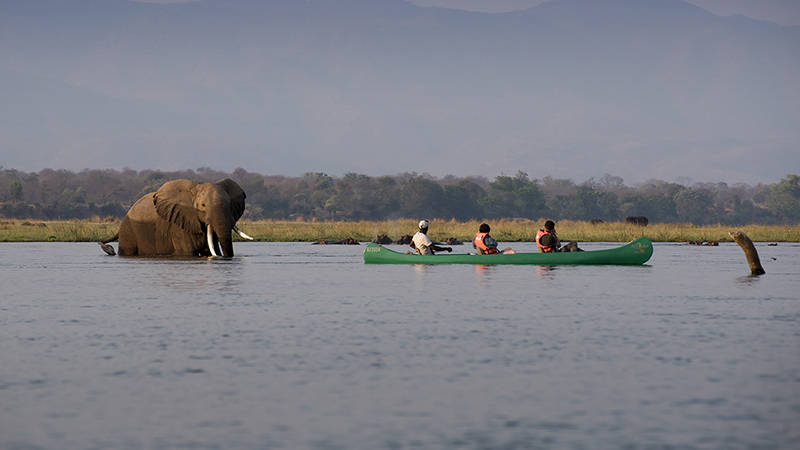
[
  {"left": 473, "top": 223, "right": 500, "bottom": 254},
  {"left": 473, "top": 223, "right": 515, "bottom": 255},
  {"left": 536, "top": 220, "right": 561, "bottom": 253}
]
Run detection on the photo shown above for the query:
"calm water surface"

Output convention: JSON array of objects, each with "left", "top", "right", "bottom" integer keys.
[{"left": 1, "top": 241, "right": 798, "bottom": 449}]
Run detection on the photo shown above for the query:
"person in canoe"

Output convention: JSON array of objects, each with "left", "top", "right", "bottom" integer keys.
[
  {"left": 536, "top": 220, "right": 560, "bottom": 252},
  {"left": 473, "top": 223, "right": 515, "bottom": 255},
  {"left": 536, "top": 220, "right": 582, "bottom": 252},
  {"left": 411, "top": 219, "right": 452, "bottom": 255}
]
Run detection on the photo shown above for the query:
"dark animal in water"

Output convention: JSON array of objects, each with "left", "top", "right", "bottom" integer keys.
[
  {"left": 312, "top": 237, "right": 359, "bottom": 245},
  {"left": 688, "top": 241, "right": 719, "bottom": 246},
  {"left": 395, "top": 234, "right": 413, "bottom": 245},
  {"left": 444, "top": 237, "right": 463, "bottom": 245},
  {"left": 625, "top": 216, "right": 649, "bottom": 226},
  {"left": 560, "top": 241, "right": 583, "bottom": 252},
  {"left": 372, "top": 234, "right": 393, "bottom": 245}
]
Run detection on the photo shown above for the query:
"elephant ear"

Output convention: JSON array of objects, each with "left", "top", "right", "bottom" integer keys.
[
  {"left": 217, "top": 178, "right": 246, "bottom": 221},
  {"left": 153, "top": 179, "right": 203, "bottom": 235}
]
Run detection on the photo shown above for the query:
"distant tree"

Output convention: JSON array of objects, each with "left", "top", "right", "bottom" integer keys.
[
  {"left": 370, "top": 176, "right": 401, "bottom": 219},
  {"left": 481, "top": 171, "right": 546, "bottom": 219},
  {"left": 725, "top": 196, "right": 773, "bottom": 225},
  {"left": 399, "top": 175, "right": 446, "bottom": 219},
  {"left": 2, "top": 170, "right": 24, "bottom": 201},
  {"left": 0, "top": 168, "right": 796, "bottom": 224},
  {"left": 674, "top": 187, "right": 715, "bottom": 224},
  {"left": 764, "top": 174, "right": 800, "bottom": 222},
  {"left": 557, "top": 186, "right": 620, "bottom": 221},
  {"left": 619, "top": 193, "right": 671, "bottom": 223},
  {"left": 585, "top": 174, "right": 627, "bottom": 195},
  {"left": 20, "top": 171, "right": 42, "bottom": 203},
  {"left": 441, "top": 180, "right": 485, "bottom": 220},
  {"left": 324, "top": 173, "right": 378, "bottom": 220},
  {"left": 539, "top": 176, "right": 576, "bottom": 200},
  {"left": 706, "top": 182, "right": 773, "bottom": 224}
]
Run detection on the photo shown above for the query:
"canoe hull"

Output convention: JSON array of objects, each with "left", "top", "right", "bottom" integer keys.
[{"left": 363, "top": 237, "right": 653, "bottom": 265}]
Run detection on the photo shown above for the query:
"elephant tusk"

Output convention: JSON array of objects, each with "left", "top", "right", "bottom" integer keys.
[
  {"left": 233, "top": 225, "right": 254, "bottom": 240},
  {"left": 207, "top": 224, "right": 219, "bottom": 257}
]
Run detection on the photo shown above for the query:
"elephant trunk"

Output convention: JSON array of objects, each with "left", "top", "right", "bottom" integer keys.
[
  {"left": 209, "top": 216, "right": 234, "bottom": 257},
  {"left": 218, "top": 233, "right": 234, "bottom": 258}
]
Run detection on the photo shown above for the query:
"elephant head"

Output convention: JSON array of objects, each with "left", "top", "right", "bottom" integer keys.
[{"left": 153, "top": 178, "right": 252, "bottom": 257}]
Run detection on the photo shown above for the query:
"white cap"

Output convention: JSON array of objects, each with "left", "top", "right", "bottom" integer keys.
[{"left": 418, "top": 219, "right": 429, "bottom": 229}]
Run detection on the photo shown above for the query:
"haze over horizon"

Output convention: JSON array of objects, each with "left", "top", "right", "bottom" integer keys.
[
  {"left": 411, "top": 0, "right": 800, "bottom": 26},
  {"left": 2, "top": 0, "right": 798, "bottom": 185}
]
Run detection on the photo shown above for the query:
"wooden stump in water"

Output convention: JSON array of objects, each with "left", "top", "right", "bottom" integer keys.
[{"left": 728, "top": 231, "right": 765, "bottom": 275}]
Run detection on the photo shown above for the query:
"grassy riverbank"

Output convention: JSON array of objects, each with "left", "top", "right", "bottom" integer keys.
[
  {"left": 1, "top": 219, "right": 797, "bottom": 243},
  {"left": 0, "top": 220, "right": 120, "bottom": 242}
]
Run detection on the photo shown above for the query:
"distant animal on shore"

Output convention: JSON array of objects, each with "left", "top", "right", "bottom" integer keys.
[
  {"left": 625, "top": 216, "right": 649, "bottom": 226},
  {"left": 589, "top": 219, "right": 605, "bottom": 225},
  {"left": 98, "top": 178, "right": 250, "bottom": 257}
]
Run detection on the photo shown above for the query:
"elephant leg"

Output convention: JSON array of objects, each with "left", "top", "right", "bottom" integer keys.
[
  {"left": 153, "top": 220, "right": 185, "bottom": 255},
  {"left": 170, "top": 234, "right": 200, "bottom": 256},
  {"left": 129, "top": 218, "right": 159, "bottom": 255},
  {"left": 160, "top": 221, "right": 204, "bottom": 256},
  {"left": 117, "top": 218, "right": 139, "bottom": 256}
]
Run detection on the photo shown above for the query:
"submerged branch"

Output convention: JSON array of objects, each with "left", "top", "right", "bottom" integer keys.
[{"left": 729, "top": 231, "right": 765, "bottom": 276}]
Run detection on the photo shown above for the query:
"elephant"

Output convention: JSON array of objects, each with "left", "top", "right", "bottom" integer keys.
[{"left": 98, "top": 178, "right": 252, "bottom": 257}]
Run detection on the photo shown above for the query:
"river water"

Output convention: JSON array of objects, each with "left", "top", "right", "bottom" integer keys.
[{"left": 0, "top": 241, "right": 798, "bottom": 449}]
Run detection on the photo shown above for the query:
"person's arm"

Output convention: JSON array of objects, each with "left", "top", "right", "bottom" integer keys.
[{"left": 430, "top": 244, "right": 452, "bottom": 253}]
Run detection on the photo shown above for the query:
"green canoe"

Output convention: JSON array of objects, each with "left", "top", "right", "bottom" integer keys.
[{"left": 363, "top": 237, "right": 653, "bottom": 265}]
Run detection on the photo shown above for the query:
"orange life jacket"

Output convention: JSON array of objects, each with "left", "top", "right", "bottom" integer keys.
[
  {"left": 536, "top": 229, "right": 556, "bottom": 253},
  {"left": 473, "top": 232, "right": 499, "bottom": 254}
]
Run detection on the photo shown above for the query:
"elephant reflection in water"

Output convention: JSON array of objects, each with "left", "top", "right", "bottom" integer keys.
[{"left": 99, "top": 178, "right": 252, "bottom": 257}]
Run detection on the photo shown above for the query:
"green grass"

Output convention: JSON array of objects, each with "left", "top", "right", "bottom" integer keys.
[
  {"left": 0, "top": 220, "right": 119, "bottom": 242},
  {"left": 0, "top": 218, "right": 797, "bottom": 243}
]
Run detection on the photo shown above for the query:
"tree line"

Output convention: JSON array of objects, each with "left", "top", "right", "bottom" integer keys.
[{"left": 0, "top": 167, "right": 798, "bottom": 225}]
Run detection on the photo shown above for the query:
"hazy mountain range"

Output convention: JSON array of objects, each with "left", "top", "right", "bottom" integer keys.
[{"left": 2, "top": 0, "right": 798, "bottom": 184}]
